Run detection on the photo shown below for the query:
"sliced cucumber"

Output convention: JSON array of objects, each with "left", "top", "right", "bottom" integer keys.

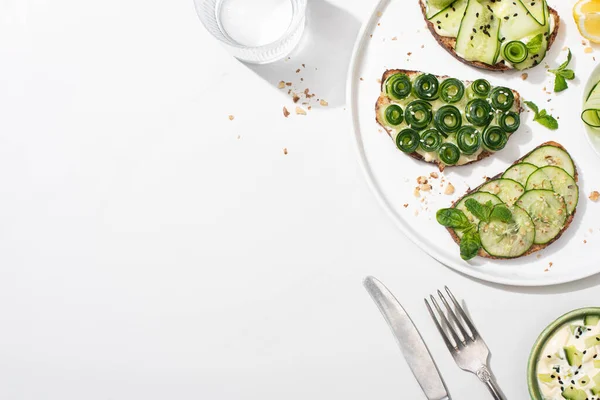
[
  {"left": 535, "top": 166, "right": 579, "bottom": 215},
  {"left": 522, "top": 0, "right": 547, "bottom": 26},
  {"left": 490, "top": 0, "right": 545, "bottom": 41},
  {"left": 516, "top": 190, "right": 567, "bottom": 245},
  {"left": 525, "top": 168, "right": 554, "bottom": 191},
  {"left": 479, "top": 205, "right": 535, "bottom": 258},
  {"left": 479, "top": 178, "right": 525, "bottom": 206},
  {"left": 426, "top": 0, "right": 456, "bottom": 18},
  {"left": 454, "top": 192, "right": 503, "bottom": 237},
  {"left": 512, "top": 24, "right": 550, "bottom": 70},
  {"left": 582, "top": 81, "right": 600, "bottom": 128},
  {"left": 523, "top": 145, "right": 576, "bottom": 178},
  {"left": 455, "top": 0, "right": 501, "bottom": 66},
  {"left": 430, "top": 0, "right": 469, "bottom": 37},
  {"left": 502, "top": 163, "right": 538, "bottom": 187}
]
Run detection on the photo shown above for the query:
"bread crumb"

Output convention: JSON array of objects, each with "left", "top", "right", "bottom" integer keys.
[
  {"left": 302, "top": 63, "right": 305, "bottom": 68},
  {"left": 283, "top": 148, "right": 288, "bottom": 155},
  {"left": 307, "top": 105, "right": 312, "bottom": 110},
  {"left": 407, "top": 52, "right": 412, "bottom": 56},
  {"left": 420, "top": 184, "right": 432, "bottom": 192},
  {"left": 295, "top": 107, "right": 306, "bottom": 115},
  {"left": 377, "top": 23, "right": 381, "bottom": 26},
  {"left": 293, "top": 94, "right": 300, "bottom": 103},
  {"left": 585, "top": 47, "right": 594, "bottom": 54},
  {"left": 237, "top": 135, "right": 241, "bottom": 140},
  {"left": 392, "top": 36, "right": 398, "bottom": 41},
  {"left": 582, "top": 40, "right": 588, "bottom": 46},
  {"left": 562, "top": 46, "right": 568, "bottom": 51},
  {"left": 360, "top": 77, "right": 364, "bottom": 81},
  {"left": 548, "top": 262, "right": 553, "bottom": 268},
  {"left": 228, "top": 115, "right": 235, "bottom": 121},
  {"left": 403, "top": 203, "right": 409, "bottom": 208},
  {"left": 444, "top": 183, "right": 455, "bottom": 195},
  {"left": 584, "top": 239, "right": 587, "bottom": 244},
  {"left": 277, "top": 81, "right": 286, "bottom": 89},
  {"left": 283, "top": 107, "right": 290, "bottom": 118},
  {"left": 413, "top": 187, "right": 421, "bottom": 198},
  {"left": 521, "top": 73, "right": 528, "bottom": 80},
  {"left": 421, "top": 44, "right": 424, "bottom": 48},
  {"left": 417, "top": 176, "right": 428, "bottom": 185},
  {"left": 430, "top": 172, "right": 439, "bottom": 179},
  {"left": 320, "top": 99, "right": 328, "bottom": 106},
  {"left": 590, "top": 191, "right": 600, "bottom": 201},
  {"left": 377, "top": 11, "right": 382, "bottom": 17},
  {"left": 286, "top": 82, "right": 292, "bottom": 86},
  {"left": 296, "top": 68, "right": 301, "bottom": 73}
]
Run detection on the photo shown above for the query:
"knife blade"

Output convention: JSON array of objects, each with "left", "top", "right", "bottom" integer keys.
[{"left": 364, "top": 276, "right": 450, "bottom": 400}]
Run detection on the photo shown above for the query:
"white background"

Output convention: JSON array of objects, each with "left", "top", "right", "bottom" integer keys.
[{"left": 0, "top": 0, "right": 598, "bottom": 399}]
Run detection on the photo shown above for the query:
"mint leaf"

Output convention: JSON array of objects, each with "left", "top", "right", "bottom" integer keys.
[
  {"left": 536, "top": 115, "right": 559, "bottom": 130},
  {"left": 559, "top": 69, "right": 575, "bottom": 80},
  {"left": 490, "top": 205, "right": 513, "bottom": 223},
  {"left": 524, "top": 100, "right": 539, "bottom": 116},
  {"left": 465, "top": 199, "right": 493, "bottom": 223},
  {"left": 526, "top": 34, "right": 543, "bottom": 54},
  {"left": 554, "top": 75, "right": 568, "bottom": 92},
  {"left": 558, "top": 49, "right": 572, "bottom": 71}
]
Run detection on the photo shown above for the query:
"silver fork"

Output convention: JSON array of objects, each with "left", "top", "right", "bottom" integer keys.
[{"left": 425, "top": 287, "right": 506, "bottom": 400}]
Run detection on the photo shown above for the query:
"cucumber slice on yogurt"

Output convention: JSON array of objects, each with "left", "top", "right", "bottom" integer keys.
[
  {"left": 516, "top": 189, "right": 567, "bottom": 245},
  {"left": 502, "top": 162, "right": 538, "bottom": 187},
  {"left": 534, "top": 166, "right": 579, "bottom": 215},
  {"left": 525, "top": 168, "right": 554, "bottom": 191},
  {"left": 430, "top": 0, "right": 469, "bottom": 37},
  {"left": 523, "top": 145, "right": 576, "bottom": 178},
  {"left": 522, "top": 0, "right": 547, "bottom": 26},
  {"left": 455, "top": 0, "right": 501, "bottom": 65},
  {"left": 490, "top": 0, "right": 545, "bottom": 41},
  {"left": 478, "top": 205, "right": 535, "bottom": 258},
  {"left": 479, "top": 178, "right": 525, "bottom": 206}
]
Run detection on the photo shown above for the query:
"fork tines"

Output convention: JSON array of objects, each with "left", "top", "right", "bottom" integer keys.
[{"left": 425, "top": 286, "right": 478, "bottom": 350}]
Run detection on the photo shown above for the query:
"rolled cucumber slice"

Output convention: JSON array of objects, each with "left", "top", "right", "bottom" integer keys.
[
  {"left": 455, "top": 0, "right": 501, "bottom": 66},
  {"left": 502, "top": 163, "right": 538, "bottom": 187},
  {"left": 454, "top": 192, "right": 502, "bottom": 238},
  {"left": 525, "top": 168, "right": 554, "bottom": 191},
  {"left": 582, "top": 81, "right": 600, "bottom": 128},
  {"left": 533, "top": 166, "right": 579, "bottom": 215},
  {"left": 523, "top": 145, "right": 576, "bottom": 178},
  {"left": 516, "top": 190, "right": 567, "bottom": 245},
  {"left": 429, "top": 0, "right": 469, "bottom": 37},
  {"left": 479, "top": 178, "right": 525, "bottom": 206},
  {"left": 479, "top": 205, "right": 535, "bottom": 258}
]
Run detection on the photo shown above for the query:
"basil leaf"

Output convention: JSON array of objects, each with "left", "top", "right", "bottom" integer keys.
[
  {"left": 489, "top": 205, "right": 513, "bottom": 223},
  {"left": 535, "top": 115, "right": 559, "bottom": 130},
  {"left": 464, "top": 198, "right": 493, "bottom": 223},
  {"left": 436, "top": 208, "right": 471, "bottom": 230},
  {"left": 554, "top": 75, "right": 568, "bottom": 92},
  {"left": 559, "top": 69, "right": 575, "bottom": 80},
  {"left": 524, "top": 100, "right": 539, "bottom": 117},
  {"left": 526, "top": 34, "right": 543, "bottom": 54},
  {"left": 460, "top": 230, "right": 482, "bottom": 261}
]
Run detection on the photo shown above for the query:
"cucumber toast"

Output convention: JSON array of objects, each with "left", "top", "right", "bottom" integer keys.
[
  {"left": 419, "top": 0, "right": 560, "bottom": 71},
  {"left": 376, "top": 69, "right": 522, "bottom": 170},
  {"left": 437, "top": 141, "right": 579, "bottom": 260}
]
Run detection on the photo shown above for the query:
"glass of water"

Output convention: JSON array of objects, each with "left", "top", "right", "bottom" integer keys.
[{"left": 194, "top": 0, "right": 307, "bottom": 64}]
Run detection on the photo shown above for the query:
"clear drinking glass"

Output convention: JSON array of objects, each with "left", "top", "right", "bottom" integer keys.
[{"left": 194, "top": 0, "right": 307, "bottom": 64}]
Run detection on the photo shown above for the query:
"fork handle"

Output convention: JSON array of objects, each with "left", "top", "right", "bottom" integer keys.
[{"left": 476, "top": 365, "right": 506, "bottom": 400}]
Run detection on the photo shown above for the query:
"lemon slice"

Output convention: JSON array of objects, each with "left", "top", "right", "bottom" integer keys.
[{"left": 574, "top": 0, "right": 600, "bottom": 42}]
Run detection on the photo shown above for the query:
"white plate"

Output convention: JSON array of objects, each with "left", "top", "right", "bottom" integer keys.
[
  {"left": 347, "top": 0, "right": 600, "bottom": 286},
  {"left": 583, "top": 63, "right": 600, "bottom": 158}
]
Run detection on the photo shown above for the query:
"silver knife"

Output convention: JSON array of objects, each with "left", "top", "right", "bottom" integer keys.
[{"left": 364, "top": 276, "right": 450, "bottom": 400}]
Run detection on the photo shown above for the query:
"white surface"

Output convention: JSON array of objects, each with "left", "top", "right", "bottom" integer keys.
[
  {"left": 0, "top": 1, "right": 598, "bottom": 399},
  {"left": 350, "top": 0, "right": 600, "bottom": 286}
]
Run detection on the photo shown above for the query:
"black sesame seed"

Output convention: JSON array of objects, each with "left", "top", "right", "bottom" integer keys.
[
  {"left": 513, "top": 13, "right": 518, "bottom": 17},
  {"left": 531, "top": 1, "right": 535, "bottom": 5},
  {"left": 504, "top": 16, "right": 509, "bottom": 20},
  {"left": 476, "top": 12, "right": 479, "bottom": 17},
  {"left": 583, "top": 350, "right": 587, "bottom": 354},
  {"left": 547, "top": 355, "right": 551, "bottom": 358},
  {"left": 551, "top": 375, "right": 556, "bottom": 378},
  {"left": 473, "top": 28, "right": 477, "bottom": 33},
  {"left": 446, "top": 13, "right": 449, "bottom": 18}
]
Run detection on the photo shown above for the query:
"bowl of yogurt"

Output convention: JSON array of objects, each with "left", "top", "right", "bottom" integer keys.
[{"left": 528, "top": 308, "right": 600, "bottom": 400}]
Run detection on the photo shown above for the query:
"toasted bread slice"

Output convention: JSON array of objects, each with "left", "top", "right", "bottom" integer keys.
[
  {"left": 376, "top": 69, "right": 522, "bottom": 171},
  {"left": 447, "top": 141, "right": 577, "bottom": 259},
  {"left": 418, "top": 0, "right": 560, "bottom": 71}
]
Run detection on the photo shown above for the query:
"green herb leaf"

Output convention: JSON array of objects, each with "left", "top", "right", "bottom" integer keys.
[
  {"left": 489, "top": 205, "right": 513, "bottom": 223},
  {"left": 436, "top": 208, "right": 471, "bottom": 230},
  {"left": 559, "top": 69, "right": 575, "bottom": 80},
  {"left": 558, "top": 49, "right": 572, "bottom": 71},
  {"left": 460, "top": 230, "right": 482, "bottom": 261},
  {"left": 554, "top": 75, "right": 568, "bottom": 92},
  {"left": 526, "top": 34, "right": 543, "bottom": 54},
  {"left": 525, "top": 100, "right": 559, "bottom": 130},
  {"left": 464, "top": 199, "right": 493, "bottom": 223},
  {"left": 535, "top": 115, "right": 559, "bottom": 130},
  {"left": 524, "top": 100, "right": 539, "bottom": 116}
]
